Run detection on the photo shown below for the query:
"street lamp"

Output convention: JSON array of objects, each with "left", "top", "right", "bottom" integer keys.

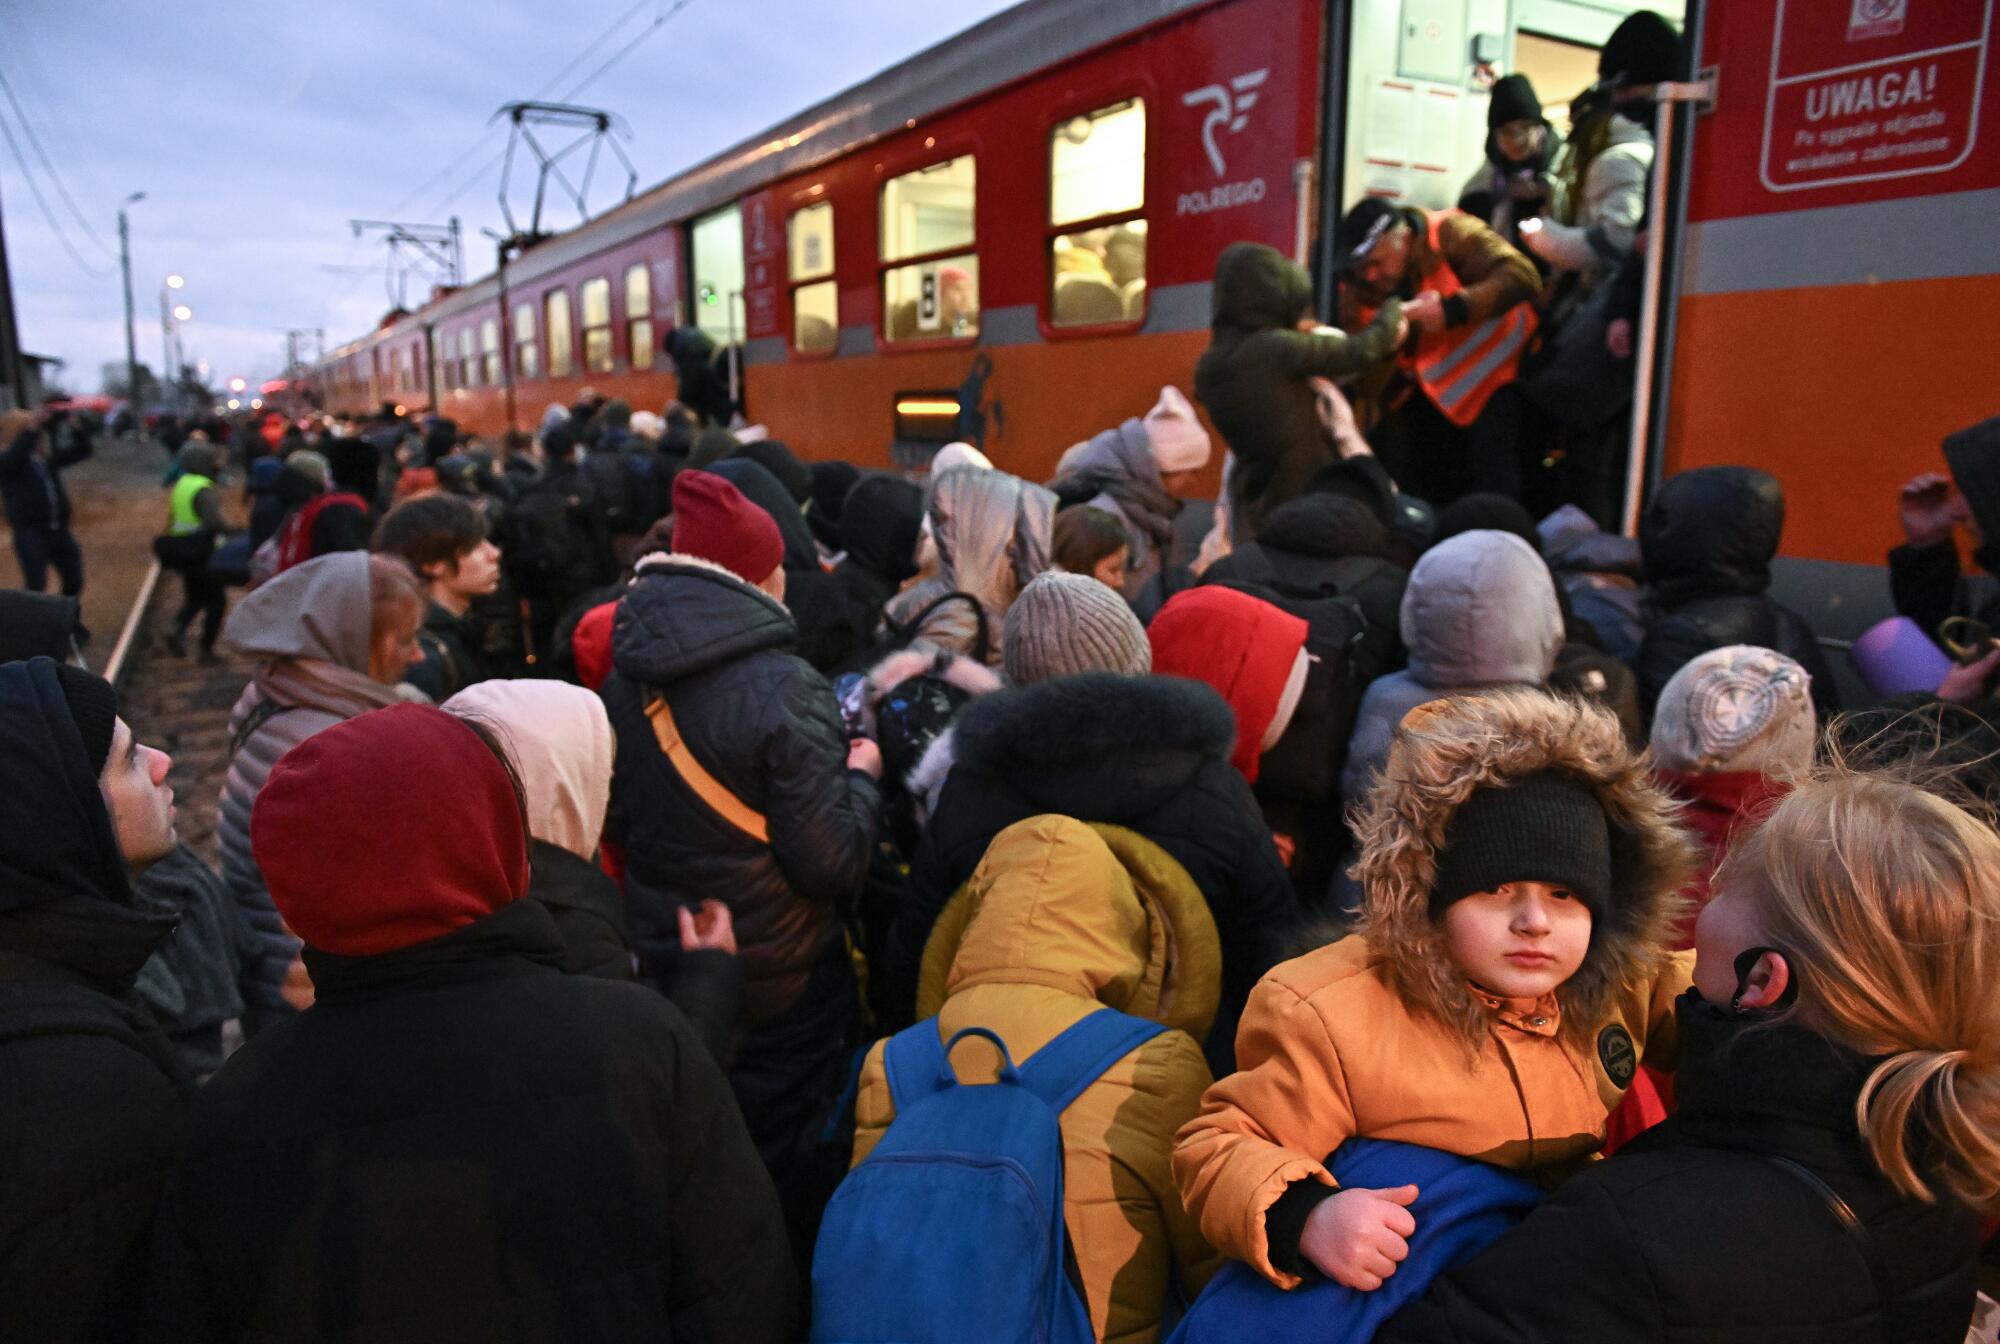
[
  {"left": 159, "top": 276, "right": 191, "bottom": 417},
  {"left": 172, "top": 304, "right": 192, "bottom": 322},
  {"left": 117, "top": 192, "right": 145, "bottom": 423},
  {"left": 166, "top": 274, "right": 185, "bottom": 290}
]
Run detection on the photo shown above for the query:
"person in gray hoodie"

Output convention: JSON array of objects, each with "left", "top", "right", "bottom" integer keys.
[
  {"left": 215, "top": 551, "right": 426, "bottom": 1032},
  {"left": 883, "top": 465, "right": 1056, "bottom": 668},
  {"left": 1339, "top": 529, "right": 1563, "bottom": 807},
  {"left": 1048, "top": 386, "right": 1213, "bottom": 601}
]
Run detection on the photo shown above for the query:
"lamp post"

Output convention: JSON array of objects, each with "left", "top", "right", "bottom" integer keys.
[
  {"left": 118, "top": 192, "right": 145, "bottom": 423},
  {"left": 159, "top": 274, "right": 186, "bottom": 416}
]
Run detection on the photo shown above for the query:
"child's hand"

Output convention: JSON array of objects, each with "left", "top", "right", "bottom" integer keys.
[{"left": 1299, "top": 1184, "right": 1419, "bottom": 1290}]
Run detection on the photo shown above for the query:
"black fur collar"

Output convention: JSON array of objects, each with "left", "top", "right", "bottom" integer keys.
[{"left": 952, "top": 672, "right": 1236, "bottom": 775}]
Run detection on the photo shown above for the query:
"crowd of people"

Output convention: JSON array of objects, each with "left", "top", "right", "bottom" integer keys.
[{"left": 3, "top": 12, "right": 1999, "bottom": 1337}]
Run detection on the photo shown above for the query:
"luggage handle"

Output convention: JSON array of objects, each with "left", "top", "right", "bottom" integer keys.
[{"left": 939, "top": 1026, "right": 1021, "bottom": 1085}]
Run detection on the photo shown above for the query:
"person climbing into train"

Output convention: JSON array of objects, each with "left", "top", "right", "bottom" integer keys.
[
  {"left": 1455, "top": 74, "right": 1561, "bottom": 259},
  {"left": 371, "top": 492, "right": 502, "bottom": 702},
  {"left": 600, "top": 468, "right": 882, "bottom": 1260},
  {"left": 1377, "top": 758, "right": 1998, "bottom": 1343},
  {"left": 0, "top": 659, "right": 192, "bottom": 1341},
  {"left": 215, "top": 552, "right": 428, "bottom": 1032},
  {"left": 1047, "top": 385, "right": 1213, "bottom": 602},
  {"left": 1194, "top": 242, "right": 1405, "bottom": 541},
  {"left": 1333, "top": 197, "right": 1542, "bottom": 506},
  {"left": 143, "top": 702, "right": 798, "bottom": 1344},
  {"left": 1892, "top": 416, "right": 2000, "bottom": 701},
  {"left": 1173, "top": 689, "right": 1695, "bottom": 1295}
]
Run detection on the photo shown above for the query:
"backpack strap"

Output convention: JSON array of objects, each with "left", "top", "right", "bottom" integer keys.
[
  {"left": 229, "top": 698, "right": 296, "bottom": 761},
  {"left": 1756, "top": 1154, "right": 1896, "bottom": 1344},
  {"left": 644, "top": 692, "right": 769, "bottom": 843},
  {"left": 882, "top": 1021, "right": 1024, "bottom": 1113},
  {"left": 1017, "top": 1009, "right": 1168, "bottom": 1114}
]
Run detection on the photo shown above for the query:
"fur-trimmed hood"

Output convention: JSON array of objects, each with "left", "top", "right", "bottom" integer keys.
[
  {"left": 953, "top": 672, "right": 1234, "bottom": 785},
  {"left": 1349, "top": 688, "right": 1696, "bottom": 1051}
]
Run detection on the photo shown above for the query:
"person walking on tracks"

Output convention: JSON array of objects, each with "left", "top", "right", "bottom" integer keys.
[{"left": 155, "top": 441, "right": 230, "bottom": 663}]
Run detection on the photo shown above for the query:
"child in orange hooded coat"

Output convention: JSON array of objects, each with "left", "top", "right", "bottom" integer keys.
[{"left": 1173, "top": 689, "right": 1696, "bottom": 1290}]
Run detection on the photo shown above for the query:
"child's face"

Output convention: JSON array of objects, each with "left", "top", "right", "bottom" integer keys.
[{"left": 1440, "top": 881, "right": 1592, "bottom": 1000}]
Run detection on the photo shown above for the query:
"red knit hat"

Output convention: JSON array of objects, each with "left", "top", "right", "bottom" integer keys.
[
  {"left": 251, "top": 703, "right": 530, "bottom": 956},
  {"left": 1148, "top": 587, "right": 1309, "bottom": 783},
  {"left": 671, "top": 469, "right": 785, "bottom": 586}
]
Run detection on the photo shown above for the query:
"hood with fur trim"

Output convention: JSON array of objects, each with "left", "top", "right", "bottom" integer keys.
[{"left": 1348, "top": 688, "right": 1696, "bottom": 1051}]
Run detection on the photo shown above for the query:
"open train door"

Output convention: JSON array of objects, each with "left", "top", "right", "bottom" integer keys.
[{"left": 1310, "top": 0, "right": 1699, "bottom": 527}]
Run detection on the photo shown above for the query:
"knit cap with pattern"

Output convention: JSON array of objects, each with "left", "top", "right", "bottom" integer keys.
[
  {"left": 1002, "top": 572, "right": 1151, "bottom": 685},
  {"left": 1651, "top": 644, "right": 1815, "bottom": 775}
]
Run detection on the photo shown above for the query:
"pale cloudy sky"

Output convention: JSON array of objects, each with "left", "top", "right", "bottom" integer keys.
[{"left": 2, "top": 0, "right": 1016, "bottom": 391}]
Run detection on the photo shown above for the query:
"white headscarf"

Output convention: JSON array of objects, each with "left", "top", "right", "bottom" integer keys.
[{"left": 443, "top": 680, "right": 614, "bottom": 860}]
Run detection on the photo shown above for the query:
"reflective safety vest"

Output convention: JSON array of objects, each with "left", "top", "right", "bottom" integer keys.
[
  {"left": 168, "top": 472, "right": 216, "bottom": 536},
  {"left": 1395, "top": 210, "right": 1538, "bottom": 428}
]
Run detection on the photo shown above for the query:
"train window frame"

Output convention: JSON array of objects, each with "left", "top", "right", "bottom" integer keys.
[
  {"left": 625, "top": 263, "right": 653, "bottom": 371},
  {"left": 787, "top": 197, "right": 839, "bottom": 359},
  {"left": 1043, "top": 93, "right": 1150, "bottom": 338},
  {"left": 581, "top": 276, "right": 614, "bottom": 374},
  {"left": 481, "top": 317, "right": 502, "bottom": 386},
  {"left": 877, "top": 149, "right": 981, "bottom": 349},
  {"left": 545, "top": 288, "right": 574, "bottom": 379},
  {"left": 458, "top": 326, "right": 479, "bottom": 389},
  {"left": 513, "top": 301, "right": 539, "bottom": 381}
]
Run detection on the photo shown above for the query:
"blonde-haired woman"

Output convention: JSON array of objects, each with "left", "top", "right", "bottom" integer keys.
[{"left": 1379, "top": 763, "right": 1995, "bottom": 1344}]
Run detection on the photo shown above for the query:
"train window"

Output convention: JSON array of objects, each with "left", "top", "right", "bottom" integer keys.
[
  {"left": 546, "top": 289, "right": 574, "bottom": 378},
  {"left": 1048, "top": 100, "right": 1147, "bottom": 327},
  {"left": 789, "top": 202, "right": 837, "bottom": 353},
  {"left": 581, "top": 277, "right": 614, "bottom": 374},
  {"left": 458, "top": 327, "right": 478, "bottom": 388},
  {"left": 790, "top": 202, "right": 835, "bottom": 280},
  {"left": 691, "top": 204, "right": 746, "bottom": 348},
  {"left": 880, "top": 156, "right": 978, "bottom": 343},
  {"left": 481, "top": 318, "right": 501, "bottom": 386},
  {"left": 794, "top": 281, "right": 838, "bottom": 353},
  {"left": 513, "top": 302, "right": 539, "bottom": 380},
  {"left": 434, "top": 341, "right": 451, "bottom": 394},
  {"left": 626, "top": 264, "right": 653, "bottom": 371}
]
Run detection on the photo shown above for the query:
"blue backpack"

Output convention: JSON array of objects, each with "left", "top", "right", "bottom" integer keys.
[{"left": 810, "top": 1008, "right": 1168, "bottom": 1344}]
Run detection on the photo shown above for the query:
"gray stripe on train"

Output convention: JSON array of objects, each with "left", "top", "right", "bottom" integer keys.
[{"left": 1683, "top": 187, "right": 2000, "bottom": 296}]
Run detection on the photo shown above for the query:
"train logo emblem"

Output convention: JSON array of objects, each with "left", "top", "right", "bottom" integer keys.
[
  {"left": 1182, "top": 68, "right": 1270, "bottom": 177},
  {"left": 1848, "top": 0, "right": 1907, "bottom": 40}
]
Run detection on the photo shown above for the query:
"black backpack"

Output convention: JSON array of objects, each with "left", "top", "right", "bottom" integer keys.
[{"left": 506, "top": 481, "right": 595, "bottom": 591}]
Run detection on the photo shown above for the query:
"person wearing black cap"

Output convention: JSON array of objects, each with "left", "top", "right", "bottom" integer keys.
[
  {"left": 1332, "top": 196, "right": 1541, "bottom": 506},
  {"left": 1174, "top": 690, "right": 1695, "bottom": 1291},
  {"left": 0, "top": 658, "right": 192, "bottom": 1338},
  {"left": 1521, "top": 11, "right": 1681, "bottom": 287},
  {"left": 1891, "top": 417, "right": 2000, "bottom": 679},
  {"left": 1458, "top": 74, "right": 1561, "bottom": 256}
]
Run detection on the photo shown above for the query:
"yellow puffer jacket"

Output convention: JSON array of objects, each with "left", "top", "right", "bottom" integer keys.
[{"left": 852, "top": 815, "right": 1226, "bottom": 1344}]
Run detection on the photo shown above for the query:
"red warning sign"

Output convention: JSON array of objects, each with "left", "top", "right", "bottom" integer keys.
[{"left": 1760, "top": 0, "right": 1992, "bottom": 193}]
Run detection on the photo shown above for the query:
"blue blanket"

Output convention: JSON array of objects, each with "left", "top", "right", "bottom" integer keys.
[{"left": 1168, "top": 1139, "right": 1541, "bottom": 1344}]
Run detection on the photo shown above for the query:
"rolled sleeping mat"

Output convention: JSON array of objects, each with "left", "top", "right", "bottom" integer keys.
[{"left": 1849, "top": 616, "right": 1954, "bottom": 698}]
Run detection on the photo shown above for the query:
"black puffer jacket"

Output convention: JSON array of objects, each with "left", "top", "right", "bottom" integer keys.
[
  {"left": 1201, "top": 491, "right": 1409, "bottom": 659},
  {"left": 1379, "top": 994, "right": 1983, "bottom": 1344},
  {"left": 603, "top": 554, "right": 880, "bottom": 1023},
  {"left": 892, "top": 672, "right": 1297, "bottom": 1067},
  {"left": 141, "top": 900, "right": 797, "bottom": 1343},
  {"left": 1636, "top": 466, "right": 1839, "bottom": 717},
  {"left": 0, "top": 659, "right": 192, "bottom": 1341}
]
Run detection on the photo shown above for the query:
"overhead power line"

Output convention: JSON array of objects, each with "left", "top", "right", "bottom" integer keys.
[
  {"left": 0, "top": 61, "right": 115, "bottom": 260},
  {"left": 0, "top": 102, "right": 110, "bottom": 277}
]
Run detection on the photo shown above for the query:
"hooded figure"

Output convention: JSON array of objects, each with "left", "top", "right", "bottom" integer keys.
[
  {"left": 1201, "top": 491, "right": 1408, "bottom": 658},
  {"left": 1889, "top": 416, "right": 2000, "bottom": 647},
  {"left": 1635, "top": 466, "right": 1838, "bottom": 719},
  {"left": 1341, "top": 530, "right": 1563, "bottom": 806},
  {"left": 216, "top": 552, "right": 420, "bottom": 1029},
  {"left": 883, "top": 466, "right": 1056, "bottom": 668},
  {"left": 1149, "top": 586, "right": 1314, "bottom": 787},
  {"left": 1049, "top": 388, "right": 1210, "bottom": 600},
  {"left": 1457, "top": 73, "right": 1561, "bottom": 252},
  {"left": 1193, "top": 243, "right": 1403, "bottom": 539},
  {"left": 808, "top": 460, "right": 862, "bottom": 554},
  {"left": 1175, "top": 691, "right": 1695, "bottom": 1289},
  {"left": 892, "top": 667, "right": 1296, "bottom": 1070},
  {"left": 442, "top": 680, "right": 637, "bottom": 980},
  {"left": 853, "top": 816, "right": 1226, "bottom": 1344},
  {"left": 832, "top": 474, "right": 925, "bottom": 638},
  {"left": 707, "top": 456, "right": 865, "bottom": 673},
  {"left": 0, "top": 660, "right": 191, "bottom": 1341},
  {"left": 144, "top": 704, "right": 796, "bottom": 1343}
]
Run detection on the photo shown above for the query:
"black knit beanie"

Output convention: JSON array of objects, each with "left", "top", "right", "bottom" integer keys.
[
  {"left": 52, "top": 662, "right": 119, "bottom": 776},
  {"left": 1599, "top": 12, "right": 1682, "bottom": 88},
  {"left": 1487, "top": 74, "right": 1543, "bottom": 130},
  {"left": 1430, "top": 772, "right": 1612, "bottom": 917},
  {"left": 1943, "top": 417, "right": 2000, "bottom": 573}
]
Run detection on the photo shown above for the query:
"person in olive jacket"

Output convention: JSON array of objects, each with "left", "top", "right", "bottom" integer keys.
[
  {"left": 0, "top": 659, "right": 192, "bottom": 1341},
  {"left": 1195, "top": 243, "right": 1404, "bottom": 540},
  {"left": 601, "top": 469, "right": 882, "bottom": 1221},
  {"left": 142, "top": 703, "right": 796, "bottom": 1343}
]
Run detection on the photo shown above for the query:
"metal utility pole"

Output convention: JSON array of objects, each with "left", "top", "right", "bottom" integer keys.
[
  {"left": 119, "top": 192, "right": 145, "bottom": 417},
  {"left": 0, "top": 174, "right": 26, "bottom": 410},
  {"left": 348, "top": 218, "right": 464, "bottom": 308}
]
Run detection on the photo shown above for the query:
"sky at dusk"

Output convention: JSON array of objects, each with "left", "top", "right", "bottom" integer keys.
[{"left": 1, "top": 0, "right": 1017, "bottom": 392}]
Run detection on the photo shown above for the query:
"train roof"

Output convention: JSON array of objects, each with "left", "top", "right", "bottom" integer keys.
[{"left": 386, "top": 0, "right": 1215, "bottom": 330}]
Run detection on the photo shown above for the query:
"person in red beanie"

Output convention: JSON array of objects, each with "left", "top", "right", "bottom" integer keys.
[
  {"left": 1148, "top": 586, "right": 1312, "bottom": 785},
  {"left": 144, "top": 702, "right": 797, "bottom": 1343},
  {"left": 602, "top": 468, "right": 883, "bottom": 1261}
]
